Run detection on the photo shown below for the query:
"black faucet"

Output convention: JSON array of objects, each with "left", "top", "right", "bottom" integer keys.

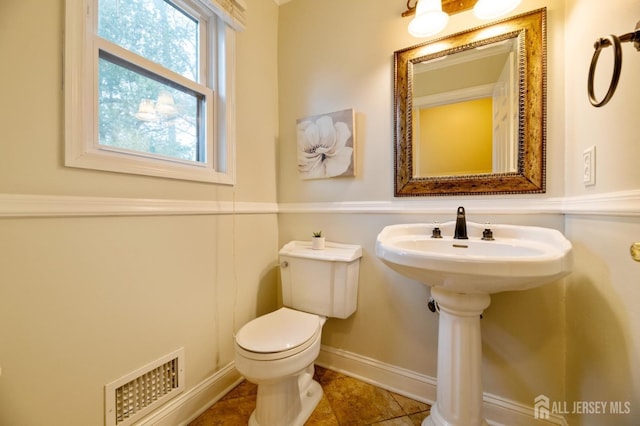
[{"left": 454, "top": 206, "right": 468, "bottom": 239}]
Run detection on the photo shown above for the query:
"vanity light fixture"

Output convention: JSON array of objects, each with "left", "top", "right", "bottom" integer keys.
[{"left": 402, "top": 0, "right": 522, "bottom": 37}]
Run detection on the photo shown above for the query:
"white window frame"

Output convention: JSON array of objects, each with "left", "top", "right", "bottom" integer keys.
[{"left": 65, "top": 0, "right": 240, "bottom": 184}]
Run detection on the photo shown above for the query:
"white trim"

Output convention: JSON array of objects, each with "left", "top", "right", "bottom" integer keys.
[
  {"left": 414, "top": 83, "right": 495, "bottom": 109},
  {"left": 1, "top": 190, "right": 640, "bottom": 218},
  {"left": 64, "top": 0, "right": 237, "bottom": 185},
  {"left": 316, "top": 345, "right": 437, "bottom": 404},
  {"left": 198, "top": 0, "right": 247, "bottom": 31},
  {"left": 316, "top": 345, "right": 567, "bottom": 426},
  {"left": 279, "top": 191, "right": 640, "bottom": 216},
  {"left": 0, "top": 194, "right": 277, "bottom": 217},
  {"left": 561, "top": 189, "right": 640, "bottom": 216},
  {"left": 136, "top": 362, "right": 243, "bottom": 426},
  {"left": 278, "top": 198, "right": 566, "bottom": 215}
]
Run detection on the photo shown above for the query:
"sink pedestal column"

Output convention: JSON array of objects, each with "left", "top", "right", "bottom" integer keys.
[{"left": 423, "top": 287, "right": 491, "bottom": 426}]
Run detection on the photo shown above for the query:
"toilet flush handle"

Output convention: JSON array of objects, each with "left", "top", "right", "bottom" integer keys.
[{"left": 281, "top": 261, "right": 289, "bottom": 268}]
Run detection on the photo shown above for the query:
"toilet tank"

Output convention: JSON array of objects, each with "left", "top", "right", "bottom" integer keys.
[{"left": 279, "top": 241, "right": 362, "bottom": 319}]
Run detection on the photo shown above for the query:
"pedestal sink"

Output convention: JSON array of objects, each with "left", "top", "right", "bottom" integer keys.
[{"left": 375, "top": 220, "right": 572, "bottom": 426}]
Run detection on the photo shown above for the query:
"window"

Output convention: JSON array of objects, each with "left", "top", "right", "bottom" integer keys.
[{"left": 65, "top": 0, "right": 246, "bottom": 183}]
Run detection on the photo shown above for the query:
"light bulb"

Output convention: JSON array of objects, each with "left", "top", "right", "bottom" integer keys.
[{"left": 408, "top": 0, "right": 449, "bottom": 38}]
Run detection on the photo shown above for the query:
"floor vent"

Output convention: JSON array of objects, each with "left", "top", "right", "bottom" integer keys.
[{"left": 105, "top": 348, "right": 185, "bottom": 426}]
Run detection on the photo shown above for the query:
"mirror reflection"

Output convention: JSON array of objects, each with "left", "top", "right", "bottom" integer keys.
[
  {"left": 412, "top": 37, "right": 519, "bottom": 177},
  {"left": 394, "top": 8, "right": 547, "bottom": 196}
]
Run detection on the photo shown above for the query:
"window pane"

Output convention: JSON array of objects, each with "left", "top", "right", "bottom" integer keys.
[
  {"left": 98, "top": 53, "right": 203, "bottom": 163},
  {"left": 98, "top": 0, "right": 198, "bottom": 81}
]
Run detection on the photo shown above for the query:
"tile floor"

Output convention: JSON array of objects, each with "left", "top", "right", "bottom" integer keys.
[{"left": 189, "top": 366, "right": 431, "bottom": 426}]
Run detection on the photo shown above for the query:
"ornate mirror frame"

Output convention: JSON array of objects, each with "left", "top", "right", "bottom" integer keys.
[{"left": 394, "top": 8, "right": 547, "bottom": 196}]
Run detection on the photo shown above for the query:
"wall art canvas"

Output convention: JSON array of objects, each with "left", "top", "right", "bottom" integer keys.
[{"left": 296, "top": 108, "right": 356, "bottom": 180}]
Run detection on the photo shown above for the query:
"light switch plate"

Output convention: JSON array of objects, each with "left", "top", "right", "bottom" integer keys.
[{"left": 583, "top": 146, "right": 596, "bottom": 186}]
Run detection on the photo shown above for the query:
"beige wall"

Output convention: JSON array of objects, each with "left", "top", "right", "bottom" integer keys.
[
  {"left": 0, "top": 0, "right": 280, "bottom": 425},
  {"left": 278, "top": 0, "right": 568, "bottom": 408},
  {"left": 0, "top": 1, "right": 278, "bottom": 204},
  {"left": 277, "top": 0, "right": 566, "bottom": 203},
  {"left": 563, "top": 0, "right": 640, "bottom": 424},
  {"left": 278, "top": 0, "right": 639, "bottom": 424},
  {"left": 1, "top": 0, "right": 639, "bottom": 424}
]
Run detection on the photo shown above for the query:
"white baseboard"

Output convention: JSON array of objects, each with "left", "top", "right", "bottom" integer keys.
[
  {"left": 316, "top": 345, "right": 568, "bottom": 426},
  {"left": 316, "top": 345, "right": 438, "bottom": 405},
  {"left": 136, "top": 362, "right": 243, "bottom": 426}
]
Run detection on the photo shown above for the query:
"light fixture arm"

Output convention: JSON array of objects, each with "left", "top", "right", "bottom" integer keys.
[{"left": 402, "top": 0, "right": 418, "bottom": 17}]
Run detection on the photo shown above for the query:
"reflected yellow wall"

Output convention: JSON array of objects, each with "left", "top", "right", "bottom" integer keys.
[{"left": 416, "top": 97, "right": 493, "bottom": 176}]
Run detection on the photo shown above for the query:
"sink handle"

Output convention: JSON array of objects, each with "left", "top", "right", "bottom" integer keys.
[{"left": 482, "top": 224, "right": 495, "bottom": 241}]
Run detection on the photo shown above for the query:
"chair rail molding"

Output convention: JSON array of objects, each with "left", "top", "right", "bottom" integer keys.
[
  {"left": 561, "top": 189, "right": 640, "bottom": 216},
  {"left": 0, "top": 193, "right": 278, "bottom": 217},
  {"left": 1, "top": 190, "right": 639, "bottom": 218}
]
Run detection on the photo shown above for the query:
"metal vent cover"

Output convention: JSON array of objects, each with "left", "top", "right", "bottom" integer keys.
[{"left": 105, "top": 348, "right": 184, "bottom": 426}]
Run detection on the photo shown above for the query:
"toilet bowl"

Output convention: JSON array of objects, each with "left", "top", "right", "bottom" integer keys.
[
  {"left": 235, "top": 308, "right": 326, "bottom": 426},
  {"left": 234, "top": 241, "right": 362, "bottom": 426}
]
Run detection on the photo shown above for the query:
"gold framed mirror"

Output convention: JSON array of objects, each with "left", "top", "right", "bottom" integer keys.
[{"left": 394, "top": 8, "right": 547, "bottom": 196}]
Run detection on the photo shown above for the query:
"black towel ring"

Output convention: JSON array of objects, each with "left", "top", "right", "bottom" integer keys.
[
  {"left": 588, "top": 35, "right": 623, "bottom": 107},
  {"left": 588, "top": 22, "right": 640, "bottom": 107}
]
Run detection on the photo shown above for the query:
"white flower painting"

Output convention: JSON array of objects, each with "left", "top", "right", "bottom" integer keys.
[{"left": 296, "top": 109, "right": 355, "bottom": 180}]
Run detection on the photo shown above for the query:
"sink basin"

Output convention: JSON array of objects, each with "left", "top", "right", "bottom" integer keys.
[
  {"left": 375, "top": 221, "right": 572, "bottom": 294},
  {"left": 376, "top": 219, "right": 572, "bottom": 426}
]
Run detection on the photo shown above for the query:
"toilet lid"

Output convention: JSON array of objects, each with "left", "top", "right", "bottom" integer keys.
[{"left": 235, "top": 308, "right": 321, "bottom": 353}]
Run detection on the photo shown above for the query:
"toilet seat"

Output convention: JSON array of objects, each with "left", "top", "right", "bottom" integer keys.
[{"left": 235, "top": 308, "right": 322, "bottom": 361}]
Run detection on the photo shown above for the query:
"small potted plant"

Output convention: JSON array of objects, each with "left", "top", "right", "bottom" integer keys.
[{"left": 311, "top": 231, "right": 325, "bottom": 250}]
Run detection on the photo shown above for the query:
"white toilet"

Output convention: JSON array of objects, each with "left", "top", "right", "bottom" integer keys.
[{"left": 234, "top": 240, "right": 362, "bottom": 426}]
